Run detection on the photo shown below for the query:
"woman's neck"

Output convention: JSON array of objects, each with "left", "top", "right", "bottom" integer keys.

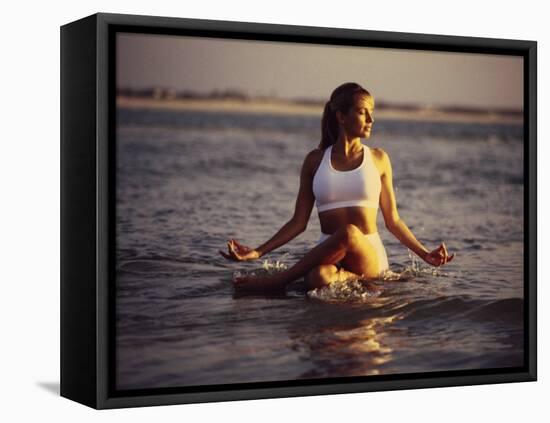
[{"left": 333, "top": 137, "right": 363, "bottom": 157}]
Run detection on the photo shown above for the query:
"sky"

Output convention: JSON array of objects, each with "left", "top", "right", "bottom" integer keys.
[{"left": 117, "top": 32, "right": 523, "bottom": 109}]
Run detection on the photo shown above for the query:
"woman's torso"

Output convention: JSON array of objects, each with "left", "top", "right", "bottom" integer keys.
[{"left": 310, "top": 144, "right": 383, "bottom": 235}]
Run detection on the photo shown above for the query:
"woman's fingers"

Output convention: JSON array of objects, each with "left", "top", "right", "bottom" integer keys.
[
  {"left": 220, "top": 239, "right": 252, "bottom": 261},
  {"left": 228, "top": 240, "right": 238, "bottom": 255},
  {"left": 221, "top": 239, "right": 257, "bottom": 262},
  {"left": 233, "top": 240, "right": 251, "bottom": 254},
  {"left": 436, "top": 243, "right": 455, "bottom": 265},
  {"left": 221, "top": 241, "right": 240, "bottom": 261},
  {"left": 219, "top": 250, "right": 236, "bottom": 260},
  {"left": 230, "top": 239, "right": 243, "bottom": 253},
  {"left": 441, "top": 242, "right": 449, "bottom": 260},
  {"left": 433, "top": 243, "right": 448, "bottom": 264},
  {"left": 422, "top": 243, "right": 455, "bottom": 267}
]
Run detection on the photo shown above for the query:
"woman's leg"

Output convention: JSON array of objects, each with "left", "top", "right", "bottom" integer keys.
[{"left": 233, "top": 224, "right": 379, "bottom": 291}]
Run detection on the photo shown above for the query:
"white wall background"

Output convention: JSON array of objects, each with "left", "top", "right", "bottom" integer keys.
[{"left": 1, "top": 0, "right": 546, "bottom": 420}]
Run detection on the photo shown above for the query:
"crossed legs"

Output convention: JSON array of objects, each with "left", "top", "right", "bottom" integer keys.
[{"left": 233, "top": 224, "right": 380, "bottom": 292}]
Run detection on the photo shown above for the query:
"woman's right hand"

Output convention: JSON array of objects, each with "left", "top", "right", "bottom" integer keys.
[{"left": 219, "top": 239, "right": 261, "bottom": 261}]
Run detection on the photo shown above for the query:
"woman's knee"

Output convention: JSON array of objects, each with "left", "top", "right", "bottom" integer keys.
[
  {"left": 339, "top": 223, "right": 362, "bottom": 246},
  {"left": 305, "top": 264, "right": 337, "bottom": 289}
]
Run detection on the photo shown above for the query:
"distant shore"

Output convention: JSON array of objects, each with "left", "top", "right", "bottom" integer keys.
[{"left": 117, "top": 96, "right": 523, "bottom": 125}]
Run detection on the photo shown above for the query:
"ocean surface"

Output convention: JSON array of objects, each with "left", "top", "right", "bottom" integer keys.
[{"left": 115, "top": 107, "right": 525, "bottom": 390}]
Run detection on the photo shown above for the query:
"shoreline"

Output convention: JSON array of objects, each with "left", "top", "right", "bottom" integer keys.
[{"left": 117, "top": 96, "right": 523, "bottom": 125}]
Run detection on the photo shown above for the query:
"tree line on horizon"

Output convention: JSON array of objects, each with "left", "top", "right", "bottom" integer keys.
[{"left": 116, "top": 87, "right": 522, "bottom": 116}]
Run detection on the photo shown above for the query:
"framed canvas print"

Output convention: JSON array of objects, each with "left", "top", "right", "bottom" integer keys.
[{"left": 60, "top": 12, "right": 537, "bottom": 409}]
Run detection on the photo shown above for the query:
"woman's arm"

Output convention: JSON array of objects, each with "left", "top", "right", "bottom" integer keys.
[
  {"left": 255, "top": 150, "right": 318, "bottom": 257},
  {"left": 376, "top": 148, "right": 430, "bottom": 261},
  {"left": 220, "top": 150, "right": 319, "bottom": 261}
]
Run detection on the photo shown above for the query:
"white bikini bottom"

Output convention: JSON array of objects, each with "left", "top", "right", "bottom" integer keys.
[{"left": 316, "top": 231, "right": 389, "bottom": 276}]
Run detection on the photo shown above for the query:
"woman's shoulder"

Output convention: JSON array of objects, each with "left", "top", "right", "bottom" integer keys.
[
  {"left": 302, "top": 148, "right": 325, "bottom": 175},
  {"left": 369, "top": 147, "right": 391, "bottom": 163},
  {"left": 368, "top": 147, "right": 392, "bottom": 175},
  {"left": 304, "top": 148, "right": 325, "bottom": 164}
]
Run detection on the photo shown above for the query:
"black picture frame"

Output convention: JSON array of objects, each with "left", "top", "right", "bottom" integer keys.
[{"left": 60, "top": 12, "right": 537, "bottom": 409}]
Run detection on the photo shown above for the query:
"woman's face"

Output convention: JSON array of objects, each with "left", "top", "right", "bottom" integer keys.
[{"left": 338, "top": 94, "right": 375, "bottom": 139}]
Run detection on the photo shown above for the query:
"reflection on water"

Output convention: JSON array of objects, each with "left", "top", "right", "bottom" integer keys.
[{"left": 331, "top": 315, "right": 400, "bottom": 375}]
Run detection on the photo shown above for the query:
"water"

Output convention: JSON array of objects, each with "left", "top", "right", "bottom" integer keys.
[{"left": 116, "top": 107, "right": 524, "bottom": 390}]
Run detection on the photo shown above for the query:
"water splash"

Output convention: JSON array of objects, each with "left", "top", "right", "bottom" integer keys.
[
  {"left": 232, "top": 257, "right": 289, "bottom": 281},
  {"left": 261, "top": 258, "right": 288, "bottom": 272},
  {"left": 406, "top": 249, "right": 450, "bottom": 277},
  {"left": 307, "top": 279, "right": 382, "bottom": 303},
  {"left": 379, "top": 268, "right": 414, "bottom": 282},
  {"left": 307, "top": 267, "right": 383, "bottom": 302},
  {"left": 373, "top": 250, "right": 449, "bottom": 282}
]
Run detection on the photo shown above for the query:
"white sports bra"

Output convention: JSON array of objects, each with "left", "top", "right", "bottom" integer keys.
[{"left": 312, "top": 144, "right": 381, "bottom": 213}]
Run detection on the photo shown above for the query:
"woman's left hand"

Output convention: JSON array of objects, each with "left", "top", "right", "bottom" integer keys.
[
  {"left": 424, "top": 242, "right": 455, "bottom": 266},
  {"left": 219, "top": 239, "right": 261, "bottom": 261}
]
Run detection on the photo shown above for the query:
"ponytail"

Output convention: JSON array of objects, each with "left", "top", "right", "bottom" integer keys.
[{"left": 319, "top": 101, "right": 339, "bottom": 150}]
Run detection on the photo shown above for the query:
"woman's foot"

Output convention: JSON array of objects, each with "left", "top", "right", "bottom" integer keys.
[{"left": 233, "top": 273, "right": 286, "bottom": 292}]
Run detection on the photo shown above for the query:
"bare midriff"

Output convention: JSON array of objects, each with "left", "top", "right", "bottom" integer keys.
[{"left": 318, "top": 206, "right": 379, "bottom": 235}]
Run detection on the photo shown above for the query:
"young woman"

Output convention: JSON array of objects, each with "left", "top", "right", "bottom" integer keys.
[{"left": 220, "top": 82, "right": 454, "bottom": 292}]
